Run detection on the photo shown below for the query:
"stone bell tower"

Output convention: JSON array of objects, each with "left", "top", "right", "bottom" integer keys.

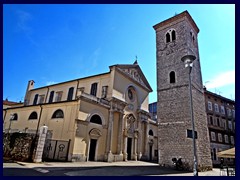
[{"left": 153, "top": 11, "right": 212, "bottom": 171}]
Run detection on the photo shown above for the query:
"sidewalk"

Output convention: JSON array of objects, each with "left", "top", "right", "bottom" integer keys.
[{"left": 4, "top": 160, "right": 222, "bottom": 176}]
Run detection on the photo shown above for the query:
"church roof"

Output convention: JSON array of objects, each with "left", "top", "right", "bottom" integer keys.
[{"left": 110, "top": 61, "right": 153, "bottom": 92}]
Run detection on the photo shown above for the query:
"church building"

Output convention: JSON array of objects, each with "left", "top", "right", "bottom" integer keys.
[{"left": 3, "top": 61, "right": 158, "bottom": 162}]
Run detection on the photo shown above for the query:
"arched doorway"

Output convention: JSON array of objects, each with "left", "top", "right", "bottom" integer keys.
[
  {"left": 89, "top": 139, "right": 97, "bottom": 161},
  {"left": 88, "top": 128, "right": 102, "bottom": 161}
]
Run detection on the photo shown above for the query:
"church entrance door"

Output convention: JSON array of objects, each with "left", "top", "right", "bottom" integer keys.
[
  {"left": 127, "top": 138, "right": 132, "bottom": 160},
  {"left": 89, "top": 139, "right": 97, "bottom": 161}
]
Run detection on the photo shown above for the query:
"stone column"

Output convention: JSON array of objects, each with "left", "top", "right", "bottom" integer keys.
[
  {"left": 137, "top": 120, "right": 142, "bottom": 160},
  {"left": 33, "top": 126, "right": 48, "bottom": 163},
  {"left": 105, "top": 109, "right": 114, "bottom": 162},
  {"left": 133, "top": 131, "right": 138, "bottom": 161},
  {"left": 123, "top": 117, "right": 128, "bottom": 161},
  {"left": 144, "top": 121, "right": 149, "bottom": 159},
  {"left": 117, "top": 112, "right": 124, "bottom": 155}
]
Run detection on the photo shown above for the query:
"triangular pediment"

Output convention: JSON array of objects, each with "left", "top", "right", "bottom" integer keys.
[{"left": 111, "top": 63, "right": 153, "bottom": 92}]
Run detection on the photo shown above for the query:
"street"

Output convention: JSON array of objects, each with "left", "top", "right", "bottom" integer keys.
[{"left": 3, "top": 161, "right": 222, "bottom": 176}]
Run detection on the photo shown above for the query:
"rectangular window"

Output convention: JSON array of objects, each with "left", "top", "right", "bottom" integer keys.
[
  {"left": 214, "top": 103, "right": 219, "bottom": 113},
  {"left": 101, "top": 86, "right": 108, "bottom": 98},
  {"left": 232, "top": 110, "right": 235, "bottom": 118},
  {"left": 213, "top": 118, "right": 217, "bottom": 126},
  {"left": 221, "top": 119, "right": 226, "bottom": 130},
  {"left": 208, "top": 101, "right": 212, "bottom": 111},
  {"left": 224, "top": 135, "right": 229, "bottom": 143},
  {"left": 55, "top": 91, "right": 63, "bottom": 102},
  {"left": 90, "top": 83, "right": 98, "bottom": 96},
  {"left": 218, "top": 133, "right": 222, "bottom": 142},
  {"left": 230, "top": 136, "right": 234, "bottom": 145},
  {"left": 221, "top": 106, "right": 225, "bottom": 114},
  {"left": 38, "top": 95, "right": 45, "bottom": 104},
  {"left": 211, "top": 132, "right": 216, "bottom": 141},
  {"left": 228, "top": 121, "right": 232, "bottom": 130},
  {"left": 209, "top": 116, "right": 213, "bottom": 125},
  {"left": 227, "top": 108, "right": 232, "bottom": 117}
]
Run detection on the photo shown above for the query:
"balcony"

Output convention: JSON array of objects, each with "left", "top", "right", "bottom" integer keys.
[{"left": 78, "top": 92, "right": 110, "bottom": 108}]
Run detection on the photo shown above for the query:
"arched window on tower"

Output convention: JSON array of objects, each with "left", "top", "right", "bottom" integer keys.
[
  {"left": 170, "top": 71, "right": 176, "bottom": 83},
  {"left": 166, "top": 32, "right": 170, "bottom": 43},
  {"left": 172, "top": 30, "right": 176, "bottom": 41},
  {"left": 149, "top": 130, "right": 154, "bottom": 136}
]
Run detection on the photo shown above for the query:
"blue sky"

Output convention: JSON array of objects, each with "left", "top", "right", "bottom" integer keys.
[{"left": 3, "top": 4, "right": 235, "bottom": 103}]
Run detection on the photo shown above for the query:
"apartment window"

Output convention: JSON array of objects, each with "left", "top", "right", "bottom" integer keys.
[
  {"left": 101, "top": 86, "right": 108, "bottom": 98},
  {"left": 232, "top": 110, "right": 235, "bottom": 118},
  {"left": 90, "top": 83, "right": 98, "bottom": 96},
  {"left": 224, "top": 135, "right": 229, "bottom": 143},
  {"left": 208, "top": 101, "right": 212, "bottom": 111},
  {"left": 227, "top": 108, "right": 232, "bottom": 117},
  {"left": 209, "top": 116, "right": 213, "bottom": 125},
  {"left": 169, "top": 71, "right": 176, "bottom": 83},
  {"left": 211, "top": 132, "right": 216, "bottom": 141},
  {"left": 33, "top": 94, "right": 39, "bottom": 105},
  {"left": 52, "top": 109, "right": 64, "bottom": 118},
  {"left": 218, "top": 133, "right": 222, "bottom": 142},
  {"left": 49, "top": 91, "right": 54, "bottom": 103},
  {"left": 213, "top": 118, "right": 217, "bottom": 126},
  {"left": 55, "top": 91, "right": 63, "bottom": 102},
  {"left": 216, "top": 118, "right": 220, "bottom": 127},
  {"left": 222, "top": 119, "right": 227, "bottom": 130},
  {"left": 67, "top": 87, "right": 74, "bottom": 101},
  {"left": 38, "top": 95, "right": 45, "bottom": 104},
  {"left": 230, "top": 136, "right": 235, "bottom": 145},
  {"left": 228, "top": 121, "right": 232, "bottom": 130},
  {"left": 220, "top": 106, "right": 225, "bottom": 114},
  {"left": 214, "top": 104, "right": 219, "bottom": 113},
  {"left": 29, "top": 112, "right": 38, "bottom": 120}
]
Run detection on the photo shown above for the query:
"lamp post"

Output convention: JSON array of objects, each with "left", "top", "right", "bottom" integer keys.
[{"left": 181, "top": 54, "right": 198, "bottom": 176}]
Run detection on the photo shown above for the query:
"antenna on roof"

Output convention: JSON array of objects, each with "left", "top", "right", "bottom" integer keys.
[{"left": 174, "top": 12, "right": 178, "bottom": 16}]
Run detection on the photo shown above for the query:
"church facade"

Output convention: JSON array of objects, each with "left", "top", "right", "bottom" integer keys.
[{"left": 3, "top": 61, "right": 158, "bottom": 162}]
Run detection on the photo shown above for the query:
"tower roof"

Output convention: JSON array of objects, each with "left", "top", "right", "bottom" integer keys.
[{"left": 153, "top": 10, "right": 199, "bottom": 33}]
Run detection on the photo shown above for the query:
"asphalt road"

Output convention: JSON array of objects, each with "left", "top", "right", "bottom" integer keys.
[{"left": 3, "top": 161, "right": 222, "bottom": 176}]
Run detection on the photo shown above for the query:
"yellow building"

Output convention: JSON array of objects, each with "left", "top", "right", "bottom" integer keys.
[{"left": 3, "top": 61, "right": 158, "bottom": 162}]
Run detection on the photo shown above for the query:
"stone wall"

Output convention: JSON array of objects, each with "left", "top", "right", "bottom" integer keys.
[{"left": 3, "top": 132, "right": 38, "bottom": 162}]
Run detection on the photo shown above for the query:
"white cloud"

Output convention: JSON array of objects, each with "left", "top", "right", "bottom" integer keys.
[
  {"left": 46, "top": 81, "right": 57, "bottom": 86},
  {"left": 205, "top": 70, "right": 235, "bottom": 89}
]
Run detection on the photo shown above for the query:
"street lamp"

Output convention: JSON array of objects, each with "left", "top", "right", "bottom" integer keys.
[{"left": 181, "top": 54, "right": 198, "bottom": 176}]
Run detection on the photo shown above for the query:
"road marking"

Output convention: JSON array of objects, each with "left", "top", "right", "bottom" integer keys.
[{"left": 35, "top": 168, "right": 49, "bottom": 173}]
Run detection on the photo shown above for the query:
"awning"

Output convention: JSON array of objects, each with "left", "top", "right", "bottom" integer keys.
[{"left": 217, "top": 147, "right": 235, "bottom": 158}]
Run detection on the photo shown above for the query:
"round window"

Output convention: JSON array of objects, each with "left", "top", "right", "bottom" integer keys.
[{"left": 128, "top": 89, "right": 134, "bottom": 101}]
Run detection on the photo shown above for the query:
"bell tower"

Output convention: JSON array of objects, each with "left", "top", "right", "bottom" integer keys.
[{"left": 153, "top": 11, "right": 212, "bottom": 171}]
